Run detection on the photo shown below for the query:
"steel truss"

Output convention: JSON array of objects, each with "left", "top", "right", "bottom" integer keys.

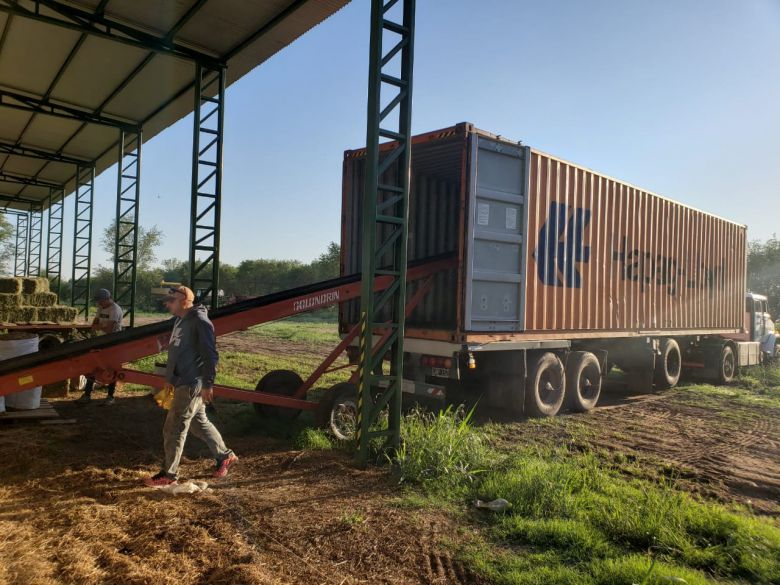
[
  {"left": 71, "top": 166, "right": 94, "bottom": 320},
  {"left": 46, "top": 188, "right": 65, "bottom": 295},
  {"left": 26, "top": 203, "right": 43, "bottom": 276},
  {"left": 0, "top": 0, "right": 222, "bottom": 68},
  {"left": 0, "top": 140, "right": 90, "bottom": 166},
  {"left": 356, "top": 0, "right": 416, "bottom": 463},
  {"left": 189, "top": 64, "right": 225, "bottom": 310},
  {"left": 13, "top": 212, "right": 28, "bottom": 277},
  {"left": 113, "top": 130, "right": 141, "bottom": 327}
]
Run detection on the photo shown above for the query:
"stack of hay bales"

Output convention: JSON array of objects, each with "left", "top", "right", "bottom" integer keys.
[{"left": 0, "top": 277, "right": 78, "bottom": 323}]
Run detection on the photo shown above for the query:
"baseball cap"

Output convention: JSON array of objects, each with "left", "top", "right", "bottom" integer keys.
[
  {"left": 163, "top": 285, "right": 195, "bottom": 303},
  {"left": 93, "top": 288, "right": 112, "bottom": 301}
]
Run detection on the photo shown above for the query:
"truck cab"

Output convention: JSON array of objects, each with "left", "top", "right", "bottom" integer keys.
[{"left": 747, "top": 293, "right": 778, "bottom": 361}]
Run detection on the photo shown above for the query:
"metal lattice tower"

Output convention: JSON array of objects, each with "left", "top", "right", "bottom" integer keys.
[
  {"left": 13, "top": 212, "right": 29, "bottom": 277},
  {"left": 46, "top": 188, "right": 65, "bottom": 295},
  {"left": 26, "top": 203, "right": 43, "bottom": 276},
  {"left": 189, "top": 64, "right": 225, "bottom": 310},
  {"left": 356, "top": 0, "right": 416, "bottom": 464},
  {"left": 114, "top": 130, "right": 142, "bottom": 327},
  {"left": 71, "top": 165, "right": 94, "bottom": 320}
]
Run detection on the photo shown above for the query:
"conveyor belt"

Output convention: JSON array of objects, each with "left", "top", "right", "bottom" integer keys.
[
  {"left": 0, "top": 271, "right": 363, "bottom": 377},
  {"left": 0, "top": 254, "right": 455, "bottom": 388}
]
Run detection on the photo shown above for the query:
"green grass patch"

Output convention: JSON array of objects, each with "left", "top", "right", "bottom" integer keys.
[
  {"left": 293, "top": 427, "right": 332, "bottom": 450},
  {"left": 247, "top": 319, "right": 340, "bottom": 345},
  {"left": 394, "top": 406, "right": 780, "bottom": 584},
  {"left": 394, "top": 405, "right": 495, "bottom": 494}
]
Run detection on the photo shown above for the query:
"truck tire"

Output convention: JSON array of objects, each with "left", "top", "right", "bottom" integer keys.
[
  {"left": 654, "top": 338, "right": 681, "bottom": 389},
  {"left": 566, "top": 351, "right": 602, "bottom": 412},
  {"left": 525, "top": 352, "right": 566, "bottom": 417},
  {"left": 316, "top": 382, "right": 358, "bottom": 441},
  {"left": 716, "top": 344, "right": 737, "bottom": 385},
  {"left": 253, "top": 369, "right": 303, "bottom": 420}
]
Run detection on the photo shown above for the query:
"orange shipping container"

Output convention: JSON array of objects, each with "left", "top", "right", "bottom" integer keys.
[{"left": 340, "top": 123, "right": 746, "bottom": 343}]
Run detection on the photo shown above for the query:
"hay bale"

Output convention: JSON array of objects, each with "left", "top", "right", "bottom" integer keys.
[
  {"left": 0, "top": 293, "right": 21, "bottom": 311},
  {"left": 0, "top": 277, "right": 22, "bottom": 294},
  {"left": 8, "top": 306, "right": 38, "bottom": 323},
  {"left": 41, "top": 306, "right": 78, "bottom": 323},
  {"left": 42, "top": 379, "right": 70, "bottom": 398},
  {"left": 21, "top": 277, "right": 50, "bottom": 294},
  {"left": 23, "top": 292, "right": 58, "bottom": 307}
]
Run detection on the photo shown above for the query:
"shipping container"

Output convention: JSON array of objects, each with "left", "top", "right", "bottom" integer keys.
[
  {"left": 340, "top": 123, "right": 764, "bottom": 416},
  {"left": 341, "top": 123, "right": 746, "bottom": 342}
]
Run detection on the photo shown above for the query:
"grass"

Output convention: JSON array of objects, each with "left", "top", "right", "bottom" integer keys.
[{"left": 393, "top": 406, "right": 780, "bottom": 585}]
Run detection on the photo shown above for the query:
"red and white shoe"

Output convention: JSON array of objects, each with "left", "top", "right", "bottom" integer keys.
[
  {"left": 213, "top": 454, "right": 238, "bottom": 478},
  {"left": 143, "top": 472, "right": 177, "bottom": 487}
]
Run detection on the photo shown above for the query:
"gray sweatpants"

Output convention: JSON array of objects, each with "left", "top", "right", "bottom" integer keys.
[{"left": 162, "top": 381, "right": 233, "bottom": 478}]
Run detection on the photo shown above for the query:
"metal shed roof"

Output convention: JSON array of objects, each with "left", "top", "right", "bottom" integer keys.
[{"left": 0, "top": 0, "right": 348, "bottom": 210}]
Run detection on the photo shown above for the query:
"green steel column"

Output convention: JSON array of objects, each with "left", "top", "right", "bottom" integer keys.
[
  {"left": 14, "top": 212, "right": 29, "bottom": 277},
  {"left": 113, "top": 129, "right": 142, "bottom": 327},
  {"left": 46, "top": 188, "right": 65, "bottom": 295},
  {"left": 71, "top": 165, "right": 94, "bottom": 321},
  {"left": 189, "top": 63, "right": 225, "bottom": 310},
  {"left": 356, "top": 0, "right": 416, "bottom": 464},
  {"left": 26, "top": 203, "right": 43, "bottom": 276}
]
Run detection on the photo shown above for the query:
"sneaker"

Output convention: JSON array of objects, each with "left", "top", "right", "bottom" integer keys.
[
  {"left": 143, "top": 472, "right": 177, "bottom": 487},
  {"left": 75, "top": 393, "right": 91, "bottom": 404},
  {"left": 213, "top": 454, "right": 238, "bottom": 478},
  {"left": 100, "top": 396, "right": 115, "bottom": 406}
]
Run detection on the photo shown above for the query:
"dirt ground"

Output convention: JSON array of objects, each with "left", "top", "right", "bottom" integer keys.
[
  {"left": 497, "top": 382, "right": 780, "bottom": 516},
  {"left": 2, "top": 329, "right": 779, "bottom": 584}
]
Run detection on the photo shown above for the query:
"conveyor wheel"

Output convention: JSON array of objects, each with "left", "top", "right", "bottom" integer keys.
[
  {"left": 253, "top": 369, "right": 304, "bottom": 421},
  {"left": 316, "top": 382, "right": 358, "bottom": 441}
]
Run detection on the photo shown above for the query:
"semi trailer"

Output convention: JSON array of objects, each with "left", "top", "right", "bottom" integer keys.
[{"left": 340, "top": 123, "right": 775, "bottom": 417}]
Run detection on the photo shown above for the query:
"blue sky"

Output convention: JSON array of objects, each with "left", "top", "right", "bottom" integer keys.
[{"left": 76, "top": 0, "right": 780, "bottom": 272}]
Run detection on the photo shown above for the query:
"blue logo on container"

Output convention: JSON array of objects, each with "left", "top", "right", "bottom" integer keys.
[{"left": 533, "top": 202, "right": 591, "bottom": 288}]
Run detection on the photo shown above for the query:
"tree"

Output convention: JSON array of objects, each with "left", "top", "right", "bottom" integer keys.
[
  {"left": 747, "top": 235, "right": 780, "bottom": 317},
  {"left": 0, "top": 214, "right": 14, "bottom": 275},
  {"left": 101, "top": 219, "right": 164, "bottom": 270}
]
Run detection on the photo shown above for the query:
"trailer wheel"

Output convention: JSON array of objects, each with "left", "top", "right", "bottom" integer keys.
[
  {"left": 253, "top": 370, "right": 303, "bottom": 421},
  {"left": 316, "top": 382, "right": 359, "bottom": 441},
  {"left": 525, "top": 352, "right": 566, "bottom": 417},
  {"left": 654, "top": 338, "right": 681, "bottom": 389},
  {"left": 566, "top": 352, "right": 602, "bottom": 413},
  {"left": 716, "top": 344, "right": 737, "bottom": 385}
]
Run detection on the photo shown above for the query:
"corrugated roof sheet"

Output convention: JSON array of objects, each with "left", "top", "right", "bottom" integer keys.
[{"left": 0, "top": 0, "right": 349, "bottom": 207}]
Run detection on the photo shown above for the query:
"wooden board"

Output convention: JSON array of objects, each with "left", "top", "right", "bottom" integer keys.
[{"left": 0, "top": 398, "right": 60, "bottom": 422}]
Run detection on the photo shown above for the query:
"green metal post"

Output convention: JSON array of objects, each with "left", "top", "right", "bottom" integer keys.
[
  {"left": 113, "top": 129, "right": 142, "bottom": 327},
  {"left": 189, "top": 63, "right": 225, "bottom": 310},
  {"left": 71, "top": 165, "right": 94, "bottom": 321},
  {"left": 356, "top": 0, "right": 416, "bottom": 464},
  {"left": 46, "top": 188, "right": 65, "bottom": 295}
]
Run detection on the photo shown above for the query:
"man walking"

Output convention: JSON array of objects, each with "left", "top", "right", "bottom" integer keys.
[
  {"left": 144, "top": 285, "right": 237, "bottom": 487},
  {"left": 76, "top": 288, "right": 123, "bottom": 406}
]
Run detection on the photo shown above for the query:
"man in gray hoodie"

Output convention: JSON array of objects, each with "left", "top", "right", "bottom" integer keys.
[{"left": 144, "top": 285, "right": 237, "bottom": 487}]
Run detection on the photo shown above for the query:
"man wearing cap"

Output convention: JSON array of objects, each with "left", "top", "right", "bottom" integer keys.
[
  {"left": 75, "top": 288, "right": 123, "bottom": 406},
  {"left": 144, "top": 285, "right": 237, "bottom": 487}
]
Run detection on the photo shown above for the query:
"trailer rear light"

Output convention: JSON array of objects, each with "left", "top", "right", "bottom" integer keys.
[
  {"left": 467, "top": 353, "right": 476, "bottom": 370},
  {"left": 421, "top": 355, "right": 453, "bottom": 368}
]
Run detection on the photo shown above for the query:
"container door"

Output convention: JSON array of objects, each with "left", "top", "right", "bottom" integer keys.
[{"left": 464, "top": 136, "right": 528, "bottom": 331}]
